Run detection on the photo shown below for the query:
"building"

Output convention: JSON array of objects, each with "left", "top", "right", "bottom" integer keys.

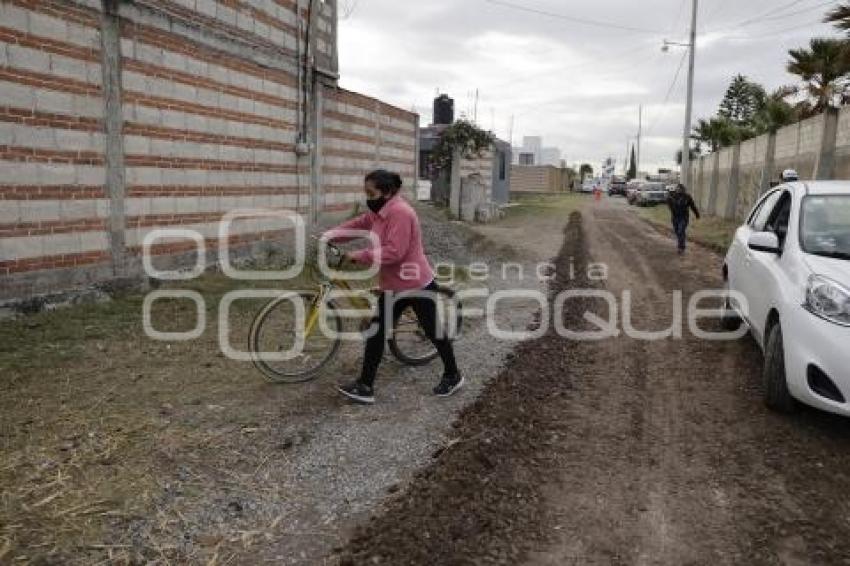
[
  {"left": 0, "top": 0, "right": 418, "bottom": 304},
  {"left": 418, "top": 94, "right": 512, "bottom": 208},
  {"left": 517, "top": 152, "right": 536, "bottom": 166},
  {"left": 540, "top": 147, "right": 562, "bottom": 167},
  {"left": 512, "top": 135, "right": 562, "bottom": 167}
]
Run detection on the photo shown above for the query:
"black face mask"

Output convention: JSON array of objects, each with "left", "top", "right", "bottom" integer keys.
[{"left": 367, "top": 197, "right": 387, "bottom": 214}]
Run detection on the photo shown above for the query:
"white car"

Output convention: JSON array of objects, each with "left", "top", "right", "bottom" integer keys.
[{"left": 723, "top": 181, "right": 850, "bottom": 416}]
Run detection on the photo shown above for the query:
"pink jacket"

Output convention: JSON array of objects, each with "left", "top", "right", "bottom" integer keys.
[{"left": 324, "top": 196, "right": 435, "bottom": 291}]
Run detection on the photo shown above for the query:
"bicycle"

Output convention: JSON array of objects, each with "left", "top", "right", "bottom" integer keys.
[{"left": 248, "top": 238, "right": 463, "bottom": 383}]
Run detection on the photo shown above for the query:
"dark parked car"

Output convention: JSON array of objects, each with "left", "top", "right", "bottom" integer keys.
[{"left": 609, "top": 179, "right": 627, "bottom": 197}]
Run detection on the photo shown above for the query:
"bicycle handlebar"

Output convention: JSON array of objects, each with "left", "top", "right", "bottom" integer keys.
[
  {"left": 311, "top": 235, "right": 342, "bottom": 256},
  {"left": 312, "top": 235, "right": 346, "bottom": 269}
]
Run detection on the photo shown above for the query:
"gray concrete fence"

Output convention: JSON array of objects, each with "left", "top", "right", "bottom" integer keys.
[{"left": 690, "top": 106, "right": 850, "bottom": 221}]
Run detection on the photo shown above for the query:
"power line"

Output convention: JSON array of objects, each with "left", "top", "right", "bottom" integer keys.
[
  {"left": 669, "top": 0, "right": 689, "bottom": 35},
  {"left": 501, "top": 46, "right": 666, "bottom": 119},
  {"left": 483, "top": 0, "right": 664, "bottom": 34},
  {"left": 702, "top": 0, "right": 731, "bottom": 29},
  {"left": 482, "top": 41, "right": 659, "bottom": 92},
  {"left": 645, "top": 49, "right": 689, "bottom": 136},
  {"left": 709, "top": 0, "right": 838, "bottom": 33},
  {"left": 734, "top": 0, "right": 808, "bottom": 27},
  {"left": 758, "top": 0, "right": 840, "bottom": 23},
  {"left": 725, "top": 17, "right": 832, "bottom": 40}
]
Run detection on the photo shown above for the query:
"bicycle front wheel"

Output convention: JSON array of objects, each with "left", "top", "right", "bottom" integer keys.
[{"left": 249, "top": 292, "right": 341, "bottom": 383}]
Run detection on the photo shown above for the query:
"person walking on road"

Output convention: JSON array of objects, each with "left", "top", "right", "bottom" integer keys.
[
  {"left": 323, "top": 169, "right": 463, "bottom": 405},
  {"left": 667, "top": 183, "right": 700, "bottom": 254}
]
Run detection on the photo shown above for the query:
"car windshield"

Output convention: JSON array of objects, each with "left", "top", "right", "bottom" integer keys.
[
  {"left": 800, "top": 195, "right": 850, "bottom": 259},
  {"left": 644, "top": 183, "right": 665, "bottom": 191}
]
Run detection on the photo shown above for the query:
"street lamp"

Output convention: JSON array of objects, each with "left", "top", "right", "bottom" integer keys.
[
  {"left": 661, "top": 39, "right": 691, "bottom": 53},
  {"left": 661, "top": 0, "right": 698, "bottom": 188}
]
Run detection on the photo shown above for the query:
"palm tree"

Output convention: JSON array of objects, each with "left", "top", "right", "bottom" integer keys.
[
  {"left": 825, "top": 4, "right": 850, "bottom": 33},
  {"left": 752, "top": 87, "right": 800, "bottom": 134},
  {"left": 691, "top": 117, "right": 740, "bottom": 152},
  {"left": 786, "top": 38, "right": 850, "bottom": 115}
]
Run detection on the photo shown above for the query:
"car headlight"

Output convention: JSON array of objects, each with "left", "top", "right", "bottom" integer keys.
[{"left": 804, "top": 275, "right": 850, "bottom": 326}]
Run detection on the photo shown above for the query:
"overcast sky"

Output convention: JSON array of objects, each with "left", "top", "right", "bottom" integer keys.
[{"left": 337, "top": 0, "right": 843, "bottom": 173}]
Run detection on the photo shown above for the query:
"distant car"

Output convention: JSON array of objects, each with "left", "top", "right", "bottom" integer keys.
[
  {"left": 580, "top": 181, "right": 595, "bottom": 193},
  {"left": 723, "top": 181, "right": 850, "bottom": 416},
  {"left": 609, "top": 180, "right": 627, "bottom": 197},
  {"left": 636, "top": 183, "right": 669, "bottom": 207},
  {"left": 626, "top": 181, "right": 643, "bottom": 205}
]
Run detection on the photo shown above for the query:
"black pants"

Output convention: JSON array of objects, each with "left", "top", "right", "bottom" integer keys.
[
  {"left": 360, "top": 281, "right": 458, "bottom": 387},
  {"left": 672, "top": 216, "right": 689, "bottom": 251}
]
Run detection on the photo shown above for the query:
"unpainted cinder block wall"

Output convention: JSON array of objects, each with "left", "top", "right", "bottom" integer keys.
[{"left": 690, "top": 106, "right": 850, "bottom": 222}]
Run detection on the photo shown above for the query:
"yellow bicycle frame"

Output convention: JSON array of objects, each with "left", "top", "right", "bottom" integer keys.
[{"left": 302, "top": 278, "right": 376, "bottom": 339}]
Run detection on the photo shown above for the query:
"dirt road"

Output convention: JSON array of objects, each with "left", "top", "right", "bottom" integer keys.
[{"left": 341, "top": 199, "right": 850, "bottom": 565}]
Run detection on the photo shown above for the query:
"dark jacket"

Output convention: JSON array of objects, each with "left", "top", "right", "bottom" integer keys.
[{"left": 668, "top": 191, "right": 700, "bottom": 222}]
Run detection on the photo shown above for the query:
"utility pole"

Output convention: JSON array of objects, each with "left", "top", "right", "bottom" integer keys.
[
  {"left": 508, "top": 114, "right": 514, "bottom": 147},
  {"left": 636, "top": 105, "right": 642, "bottom": 178},
  {"left": 473, "top": 88, "right": 479, "bottom": 124},
  {"left": 682, "top": 0, "right": 698, "bottom": 187}
]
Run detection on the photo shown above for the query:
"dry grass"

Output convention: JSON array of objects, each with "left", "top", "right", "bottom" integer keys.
[
  {"left": 504, "top": 193, "right": 586, "bottom": 223},
  {"left": 0, "top": 256, "right": 375, "bottom": 564}
]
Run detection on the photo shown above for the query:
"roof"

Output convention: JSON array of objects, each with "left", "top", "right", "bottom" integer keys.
[{"left": 802, "top": 181, "right": 850, "bottom": 196}]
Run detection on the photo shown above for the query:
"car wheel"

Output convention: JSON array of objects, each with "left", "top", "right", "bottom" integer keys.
[
  {"left": 720, "top": 283, "right": 742, "bottom": 331},
  {"left": 763, "top": 322, "right": 797, "bottom": 413}
]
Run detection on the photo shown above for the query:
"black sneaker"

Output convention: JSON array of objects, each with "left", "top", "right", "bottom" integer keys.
[
  {"left": 337, "top": 381, "right": 375, "bottom": 405},
  {"left": 433, "top": 374, "right": 464, "bottom": 397}
]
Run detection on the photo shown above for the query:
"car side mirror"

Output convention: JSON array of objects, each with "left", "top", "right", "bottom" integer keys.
[{"left": 748, "top": 231, "right": 781, "bottom": 254}]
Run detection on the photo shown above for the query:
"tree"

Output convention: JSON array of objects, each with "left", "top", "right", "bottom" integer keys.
[
  {"left": 752, "top": 87, "right": 799, "bottom": 134},
  {"left": 719, "top": 75, "right": 767, "bottom": 126},
  {"left": 430, "top": 120, "right": 495, "bottom": 170},
  {"left": 691, "top": 117, "right": 741, "bottom": 152},
  {"left": 787, "top": 38, "right": 850, "bottom": 115},
  {"left": 825, "top": 4, "right": 850, "bottom": 33},
  {"left": 676, "top": 144, "right": 701, "bottom": 166},
  {"left": 626, "top": 146, "right": 637, "bottom": 180},
  {"left": 579, "top": 163, "right": 594, "bottom": 180}
]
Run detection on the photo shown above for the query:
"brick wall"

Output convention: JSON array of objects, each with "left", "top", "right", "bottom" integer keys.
[
  {"left": 320, "top": 86, "right": 417, "bottom": 220},
  {"left": 0, "top": 0, "right": 113, "bottom": 299},
  {"left": 0, "top": 0, "right": 417, "bottom": 303}
]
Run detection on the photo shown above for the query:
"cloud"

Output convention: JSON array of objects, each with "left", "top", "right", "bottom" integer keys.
[{"left": 338, "top": 0, "right": 842, "bottom": 172}]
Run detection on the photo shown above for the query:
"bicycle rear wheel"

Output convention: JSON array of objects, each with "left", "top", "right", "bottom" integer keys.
[
  {"left": 389, "top": 299, "right": 463, "bottom": 367},
  {"left": 249, "top": 292, "right": 341, "bottom": 383}
]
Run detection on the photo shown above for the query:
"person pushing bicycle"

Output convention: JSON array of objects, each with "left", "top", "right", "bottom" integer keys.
[{"left": 322, "top": 169, "right": 463, "bottom": 405}]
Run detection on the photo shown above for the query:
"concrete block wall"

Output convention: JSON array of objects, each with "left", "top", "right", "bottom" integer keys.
[
  {"left": 321, "top": 87, "right": 417, "bottom": 224},
  {"left": 834, "top": 106, "right": 850, "bottom": 179},
  {"left": 686, "top": 106, "right": 850, "bottom": 223},
  {"left": 713, "top": 147, "right": 734, "bottom": 217},
  {"left": 459, "top": 148, "right": 494, "bottom": 200},
  {"left": 0, "top": 0, "right": 113, "bottom": 300},
  {"left": 0, "top": 0, "right": 417, "bottom": 303},
  {"left": 510, "top": 165, "right": 566, "bottom": 194}
]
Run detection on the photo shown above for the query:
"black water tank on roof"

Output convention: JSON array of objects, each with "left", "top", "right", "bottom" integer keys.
[{"left": 433, "top": 94, "right": 454, "bottom": 125}]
